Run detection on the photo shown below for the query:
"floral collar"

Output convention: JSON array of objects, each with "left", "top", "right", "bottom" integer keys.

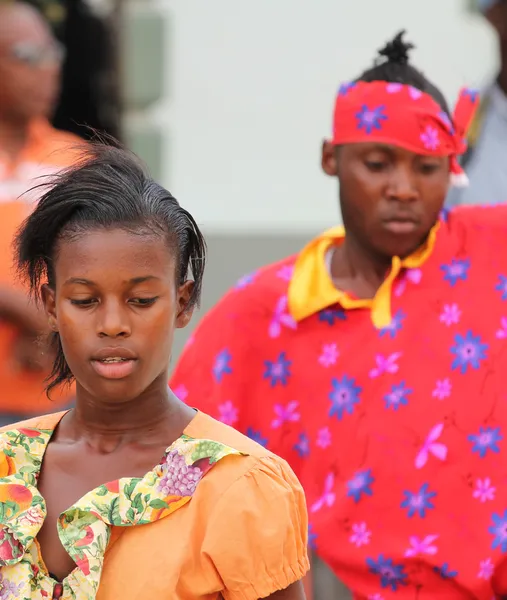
[{"left": 0, "top": 412, "right": 245, "bottom": 599}]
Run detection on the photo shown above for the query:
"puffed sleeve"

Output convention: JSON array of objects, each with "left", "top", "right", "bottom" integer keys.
[{"left": 202, "top": 455, "right": 309, "bottom": 600}]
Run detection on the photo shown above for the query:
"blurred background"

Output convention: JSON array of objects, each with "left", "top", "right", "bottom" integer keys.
[
  {"left": 0, "top": 0, "right": 501, "bottom": 596},
  {"left": 10, "top": 0, "right": 495, "bottom": 361}
]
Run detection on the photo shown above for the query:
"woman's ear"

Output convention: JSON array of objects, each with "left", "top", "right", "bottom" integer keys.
[
  {"left": 41, "top": 284, "right": 58, "bottom": 331},
  {"left": 176, "top": 280, "right": 195, "bottom": 329}
]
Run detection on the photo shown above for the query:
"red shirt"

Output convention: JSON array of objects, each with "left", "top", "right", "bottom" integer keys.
[{"left": 171, "top": 205, "right": 507, "bottom": 599}]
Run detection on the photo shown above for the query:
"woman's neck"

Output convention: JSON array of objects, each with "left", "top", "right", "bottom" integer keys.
[{"left": 63, "top": 379, "right": 194, "bottom": 450}]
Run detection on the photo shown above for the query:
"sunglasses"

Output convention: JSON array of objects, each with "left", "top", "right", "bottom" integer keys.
[{"left": 8, "top": 41, "right": 66, "bottom": 67}]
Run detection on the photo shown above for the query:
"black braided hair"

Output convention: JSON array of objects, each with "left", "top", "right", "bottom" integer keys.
[{"left": 356, "top": 30, "right": 451, "bottom": 115}]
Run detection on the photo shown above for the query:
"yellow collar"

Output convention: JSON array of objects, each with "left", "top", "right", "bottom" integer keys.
[{"left": 287, "top": 222, "right": 439, "bottom": 329}]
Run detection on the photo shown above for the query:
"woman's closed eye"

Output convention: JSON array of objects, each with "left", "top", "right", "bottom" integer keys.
[
  {"left": 129, "top": 297, "right": 159, "bottom": 306},
  {"left": 70, "top": 297, "right": 159, "bottom": 307}
]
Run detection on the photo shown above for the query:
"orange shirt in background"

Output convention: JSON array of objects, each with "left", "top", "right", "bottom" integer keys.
[{"left": 0, "top": 119, "right": 82, "bottom": 414}]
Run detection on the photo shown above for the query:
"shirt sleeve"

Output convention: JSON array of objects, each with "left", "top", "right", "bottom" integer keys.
[{"left": 202, "top": 456, "right": 310, "bottom": 600}]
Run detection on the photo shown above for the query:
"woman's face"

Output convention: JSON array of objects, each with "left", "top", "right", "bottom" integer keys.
[
  {"left": 42, "top": 228, "right": 193, "bottom": 404},
  {"left": 321, "top": 141, "right": 450, "bottom": 259}
]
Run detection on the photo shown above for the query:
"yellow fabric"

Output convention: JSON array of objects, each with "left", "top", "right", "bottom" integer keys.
[{"left": 288, "top": 223, "right": 440, "bottom": 328}]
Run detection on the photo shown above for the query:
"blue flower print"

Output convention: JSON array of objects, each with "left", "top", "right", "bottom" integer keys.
[
  {"left": 379, "top": 309, "right": 406, "bottom": 339},
  {"left": 294, "top": 432, "right": 310, "bottom": 458},
  {"left": 439, "top": 207, "right": 450, "bottom": 222},
  {"left": 356, "top": 104, "right": 388, "bottom": 134},
  {"left": 489, "top": 510, "right": 507, "bottom": 552},
  {"left": 366, "top": 555, "right": 408, "bottom": 591},
  {"left": 438, "top": 111, "right": 455, "bottom": 135},
  {"left": 440, "top": 258, "right": 470, "bottom": 287},
  {"left": 329, "top": 375, "right": 362, "bottom": 420},
  {"left": 347, "top": 469, "right": 374, "bottom": 503},
  {"left": 308, "top": 524, "right": 318, "bottom": 550},
  {"left": 213, "top": 349, "right": 232, "bottom": 383},
  {"left": 338, "top": 81, "right": 356, "bottom": 96},
  {"left": 496, "top": 275, "right": 507, "bottom": 301},
  {"left": 450, "top": 330, "right": 488, "bottom": 374},
  {"left": 401, "top": 483, "right": 436, "bottom": 518},
  {"left": 468, "top": 426, "right": 502, "bottom": 458},
  {"left": 246, "top": 428, "right": 268, "bottom": 447},
  {"left": 318, "top": 308, "right": 346, "bottom": 325},
  {"left": 463, "top": 88, "right": 479, "bottom": 103},
  {"left": 384, "top": 381, "right": 412, "bottom": 411},
  {"left": 434, "top": 563, "right": 458, "bottom": 579},
  {"left": 235, "top": 271, "right": 256, "bottom": 289},
  {"left": 263, "top": 352, "right": 291, "bottom": 387}
]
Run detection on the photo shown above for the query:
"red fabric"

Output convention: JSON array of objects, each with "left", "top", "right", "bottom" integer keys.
[
  {"left": 332, "top": 82, "right": 479, "bottom": 179},
  {"left": 171, "top": 206, "right": 507, "bottom": 599}
]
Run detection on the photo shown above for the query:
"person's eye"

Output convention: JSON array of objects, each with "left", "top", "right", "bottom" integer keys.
[
  {"left": 70, "top": 298, "right": 97, "bottom": 307},
  {"left": 130, "top": 297, "right": 158, "bottom": 306}
]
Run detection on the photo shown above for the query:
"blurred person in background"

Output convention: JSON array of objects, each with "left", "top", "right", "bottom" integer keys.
[
  {"left": 171, "top": 31, "right": 507, "bottom": 600},
  {"left": 447, "top": 0, "right": 507, "bottom": 206},
  {"left": 23, "top": 0, "right": 121, "bottom": 140},
  {"left": 0, "top": 1, "right": 80, "bottom": 425}
]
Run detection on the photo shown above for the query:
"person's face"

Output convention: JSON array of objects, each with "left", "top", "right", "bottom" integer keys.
[
  {"left": 321, "top": 141, "right": 449, "bottom": 259},
  {"left": 42, "top": 228, "right": 194, "bottom": 404},
  {"left": 0, "top": 6, "right": 63, "bottom": 122}
]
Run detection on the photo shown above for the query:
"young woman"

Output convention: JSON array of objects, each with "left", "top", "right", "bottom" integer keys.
[
  {"left": 0, "top": 145, "right": 309, "bottom": 599},
  {"left": 171, "top": 32, "right": 507, "bottom": 599}
]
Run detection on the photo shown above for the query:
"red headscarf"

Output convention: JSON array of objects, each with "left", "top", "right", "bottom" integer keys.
[{"left": 332, "top": 81, "right": 479, "bottom": 187}]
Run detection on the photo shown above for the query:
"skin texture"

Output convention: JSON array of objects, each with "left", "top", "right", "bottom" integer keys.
[
  {"left": 36, "top": 228, "right": 306, "bottom": 599},
  {"left": 321, "top": 140, "right": 449, "bottom": 300}
]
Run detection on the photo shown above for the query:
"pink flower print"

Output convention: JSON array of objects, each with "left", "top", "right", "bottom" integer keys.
[
  {"left": 269, "top": 296, "right": 297, "bottom": 338},
  {"left": 404, "top": 534, "right": 439, "bottom": 557},
  {"left": 218, "top": 401, "right": 238, "bottom": 426},
  {"left": 310, "top": 473, "right": 336, "bottom": 513},
  {"left": 368, "top": 595, "right": 384, "bottom": 600},
  {"left": 439, "top": 303, "right": 461, "bottom": 326},
  {"left": 421, "top": 126, "right": 440, "bottom": 151},
  {"left": 173, "top": 384, "right": 189, "bottom": 402},
  {"left": 271, "top": 401, "right": 300, "bottom": 428},
  {"left": 473, "top": 478, "right": 496, "bottom": 503},
  {"left": 316, "top": 427, "right": 332, "bottom": 449},
  {"left": 369, "top": 352, "right": 402, "bottom": 378},
  {"left": 496, "top": 317, "right": 507, "bottom": 339},
  {"left": 415, "top": 423, "right": 448, "bottom": 469},
  {"left": 276, "top": 264, "right": 295, "bottom": 281},
  {"left": 386, "top": 83, "right": 402, "bottom": 94},
  {"left": 432, "top": 378, "right": 452, "bottom": 400},
  {"left": 478, "top": 558, "right": 494, "bottom": 580},
  {"left": 319, "top": 343, "right": 339, "bottom": 367},
  {"left": 394, "top": 268, "right": 422, "bottom": 297},
  {"left": 409, "top": 86, "right": 423, "bottom": 100},
  {"left": 350, "top": 522, "right": 371, "bottom": 548}
]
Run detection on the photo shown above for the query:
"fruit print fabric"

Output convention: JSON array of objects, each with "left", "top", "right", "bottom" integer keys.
[
  {"left": 0, "top": 418, "right": 243, "bottom": 599},
  {"left": 170, "top": 205, "right": 507, "bottom": 599}
]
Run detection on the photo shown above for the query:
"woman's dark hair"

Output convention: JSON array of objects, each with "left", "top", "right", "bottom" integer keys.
[
  {"left": 15, "top": 142, "right": 206, "bottom": 396},
  {"left": 356, "top": 30, "right": 451, "bottom": 116}
]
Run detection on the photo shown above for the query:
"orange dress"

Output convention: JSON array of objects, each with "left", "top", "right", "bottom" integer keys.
[{"left": 0, "top": 410, "right": 309, "bottom": 599}]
